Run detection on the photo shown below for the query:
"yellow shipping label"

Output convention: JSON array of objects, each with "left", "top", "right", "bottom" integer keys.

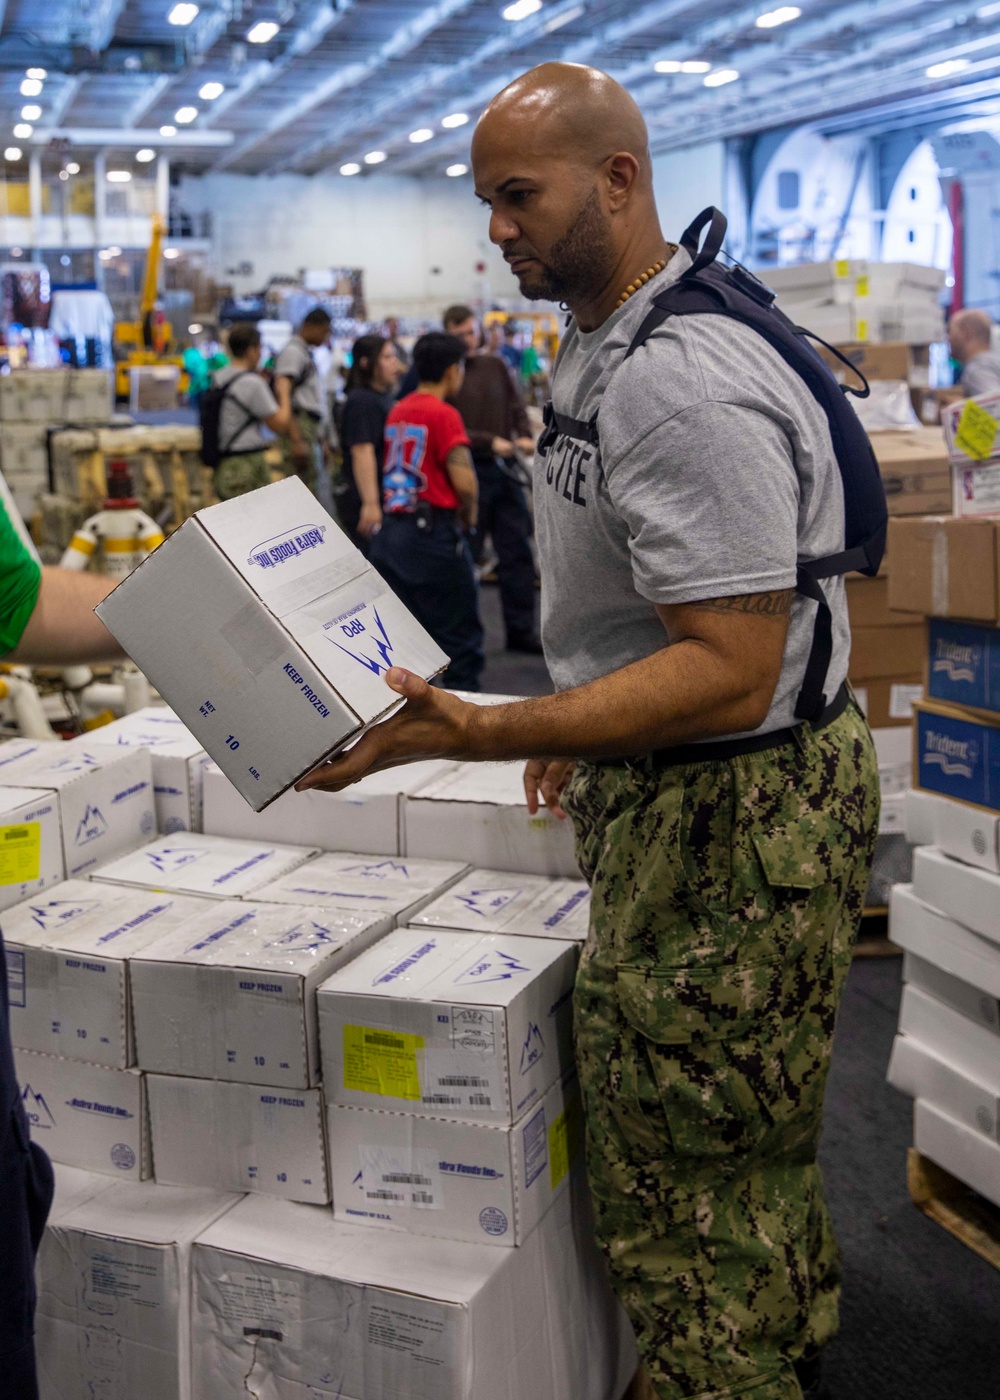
[
  {"left": 0, "top": 822, "right": 41, "bottom": 886},
  {"left": 855, "top": 318, "right": 869, "bottom": 343},
  {"left": 548, "top": 1096, "right": 582, "bottom": 1191},
  {"left": 955, "top": 399, "right": 1000, "bottom": 462},
  {"left": 834, "top": 258, "right": 850, "bottom": 279},
  {"left": 854, "top": 274, "right": 869, "bottom": 298},
  {"left": 343, "top": 1024, "right": 423, "bottom": 1100}
]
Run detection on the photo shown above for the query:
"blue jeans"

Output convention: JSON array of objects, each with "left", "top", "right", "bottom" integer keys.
[{"left": 369, "top": 511, "right": 485, "bottom": 692}]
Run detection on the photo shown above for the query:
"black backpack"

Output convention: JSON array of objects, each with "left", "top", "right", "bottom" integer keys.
[
  {"left": 539, "top": 206, "right": 888, "bottom": 723},
  {"left": 199, "top": 371, "right": 257, "bottom": 470}
]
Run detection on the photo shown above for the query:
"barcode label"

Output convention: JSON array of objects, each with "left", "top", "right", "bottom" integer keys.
[
  {"left": 469, "top": 1093, "right": 492, "bottom": 1106},
  {"left": 423, "top": 1094, "right": 461, "bottom": 1105},
  {"left": 437, "top": 1075, "right": 490, "bottom": 1087},
  {"left": 382, "top": 1172, "right": 432, "bottom": 1186},
  {"left": 367, "top": 1188, "right": 405, "bottom": 1202},
  {"left": 357, "top": 1144, "right": 444, "bottom": 1212},
  {"left": 363, "top": 1031, "right": 406, "bottom": 1049}
]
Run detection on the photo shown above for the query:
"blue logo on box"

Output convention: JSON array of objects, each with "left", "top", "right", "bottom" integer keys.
[
  {"left": 917, "top": 707, "right": 1000, "bottom": 812},
  {"left": 928, "top": 619, "right": 1000, "bottom": 714}
]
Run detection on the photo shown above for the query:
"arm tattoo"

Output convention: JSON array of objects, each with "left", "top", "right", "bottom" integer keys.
[{"left": 690, "top": 590, "right": 795, "bottom": 617}]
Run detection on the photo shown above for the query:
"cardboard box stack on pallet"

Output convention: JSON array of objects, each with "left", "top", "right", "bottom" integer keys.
[
  {"left": 767, "top": 259, "right": 946, "bottom": 349},
  {"left": 883, "top": 401, "right": 1000, "bottom": 1205},
  {"left": 0, "top": 368, "right": 113, "bottom": 521}
]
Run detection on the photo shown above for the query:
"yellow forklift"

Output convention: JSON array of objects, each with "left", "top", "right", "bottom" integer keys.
[{"left": 113, "top": 214, "right": 189, "bottom": 400}]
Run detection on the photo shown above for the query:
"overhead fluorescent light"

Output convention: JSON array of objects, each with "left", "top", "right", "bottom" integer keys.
[
  {"left": 21, "top": 105, "right": 41, "bottom": 121},
  {"left": 175, "top": 106, "right": 198, "bottom": 124},
  {"left": 977, "top": 1, "right": 1000, "bottom": 15},
  {"left": 655, "top": 60, "right": 683, "bottom": 73},
  {"left": 108, "top": 247, "right": 122, "bottom": 257},
  {"left": 441, "top": 112, "right": 469, "bottom": 129},
  {"left": 12, "top": 124, "right": 32, "bottom": 139},
  {"left": 704, "top": 68, "right": 740, "bottom": 86},
  {"left": 681, "top": 60, "right": 711, "bottom": 72},
  {"left": 20, "top": 78, "right": 42, "bottom": 97},
  {"left": 199, "top": 81, "right": 225, "bottom": 100},
  {"left": 160, "top": 125, "right": 177, "bottom": 136},
  {"left": 926, "top": 58, "right": 972, "bottom": 78},
  {"left": 66, "top": 161, "right": 80, "bottom": 174},
  {"left": 340, "top": 162, "right": 361, "bottom": 176},
  {"left": 167, "top": 2, "right": 199, "bottom": 24},
  {"left": 756, "top": 5, "right": 801, "bottom": 26},
  {"left": 544, "top": 4, "right": 583, "bottom": 32},
  {"left": 136, "top": 148, "right": 156, "bottom": 162},
  {"left": 363, "top": 150, "right": 387, "bottom": 164},
  {"left": 25, "top": 68, "right": 46, "bottom": 80},
  {"left": 4, "top": 148, "right": 22, "bottom": 161},
  {"left": 107, "top": 170, "right": 132, "bottom": 183},
  {"left": 58, "top": 169, "right": 69, "bottom": 181},
  {"left": 189, "top": 323, "right": 203, "bottom": 334},
  {"left": 409, "top": 128, "right": 434, "bottom": 143},
  {"left": 246, "top": 20, "right": 280, "bottom": 42},
  {"left": 446, "top": 163, "right": 468, "bottom": 177},
  {"left": 502, "top": 0, "right": 542, "bottom": 20},
  {"left": 163, "top": 248, "right": 181, "bottom": 259}
]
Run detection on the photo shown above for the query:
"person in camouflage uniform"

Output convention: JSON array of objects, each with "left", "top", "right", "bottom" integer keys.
[
  {"left": 291, "top": 62, "right": 881, "bottom": 1400},
  {"left": 211, "top": 322, "right": 290, "bottom": 502},
  {"left": 214, "top": 451, "right": 271, "bottom": 500}
]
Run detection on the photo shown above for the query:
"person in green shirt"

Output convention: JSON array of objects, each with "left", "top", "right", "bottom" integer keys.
[{"left": 0, "top": 478, "right": 124, "bottom": 1400}]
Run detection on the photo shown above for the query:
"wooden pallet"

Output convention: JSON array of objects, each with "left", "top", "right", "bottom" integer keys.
[
  {"left": 908, "top": 1148, "right": 1000, "bottom": 1271},
  {"left": 854, "top": 906, "right": 902, "bottom": 958}
]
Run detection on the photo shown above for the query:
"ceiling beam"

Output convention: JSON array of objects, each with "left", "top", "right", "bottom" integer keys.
[
  {"left": 30, "top": 128, "right": 235, "bottom": 148},
  {"left": 211, "top": 0, "right": 476, "bottom": 172},
  {"left": 125, "top": 75, "right": 174, "bottom": 128}
]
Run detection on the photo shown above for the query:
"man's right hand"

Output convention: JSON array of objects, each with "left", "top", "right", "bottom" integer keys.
[
  {"left": 358, "top": 503, "right": 383, "bottom": 537},
  {"left": 492, "top": 436, "right": 515, "bottom": 457},
  {"left": 524, "top": 758, "right": 575, "bottom": 820}
]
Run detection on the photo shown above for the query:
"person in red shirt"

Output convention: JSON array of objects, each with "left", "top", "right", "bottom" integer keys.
[{"left": 370, "top": 332, "right": 485, "bottom": 690}]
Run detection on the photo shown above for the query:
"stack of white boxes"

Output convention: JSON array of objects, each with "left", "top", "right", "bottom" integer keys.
[
  {"left": 765, "top": 259, "right": 946, "bottom": 346},
  {"left": 0, "top": 367, "right": 113, "bottom": 520},
  {"left": 86, "top": 706, "right": 213, "bottom": 834}
]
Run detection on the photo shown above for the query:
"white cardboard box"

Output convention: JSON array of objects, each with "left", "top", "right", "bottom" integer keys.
[
  {"left": 253, "top": 850, "right": 468, "bottom": 924},
  {"left": 95, "top": 477, "right": 448, "bottom": 811},
  {"left": 328, "top": 1071, "right": 581, "bottom": 1247},
  {"left": 0, "top": 737, "right": 155, "bottom": 879},
  {"left": 147, "top": 1073, "right": 328, "bottom": 1203},
  {"left": 409, "top": 867, "right": 591, "bottom": 941},
  {"left": 914, "top": 1098, "right": 1000, "bottom": 1209},
  {"left": 317, "top": 927, "right": 578, "bottom": 1124},
  {"left": 904, "top": 950, "right": 1000, "bottom": 1035},
  {"left": 402, "top": 761, "right": 580, "bottom": 877},
  {"left": 0, "top": 785, "right": 64, "bottom": 913},
  {"left": 131, "top": 899, "right": 392, "bottom": 1087},
  {"left": 37, "top": 1173, "right": 241, "bottom": 1400},
  {"left": 0, "top": 736, "right": 55, "bottom": 771},
  {"left": 87, "top": 706, "right": 212, "bottom": 833},
  {"left": 202, "top": 756, "right": 459, "bottom": 856},
  {"left": 912, "top": 845, "right": 1000, "bottom": 947},
  {"left": 898, "top": 983, "right": 1000, "bottom": 1090},
  {"left": 15, "top": 1047, "right": 150, "bottom": 1178},
  {"left": 905, "top": 789, "right": 939, "bottom": 848},
  {"left": 90, "top": 832, "right": 317, "bottom": 900},
  {"left": 3, "top": 879, "right": 210, "bottom": 1067},
  {"left": 889, "top": 1034, "right": 1000, "bottom": 1142},
  {"left": 190, "top": 1176, "right": 637, "bottom": 1400},
  {"left": 929, "top": 793, "right": 1000, "bottom": 875},
  {"left": 891, "top": 884, "right": 1000, "bottom": 1003}
]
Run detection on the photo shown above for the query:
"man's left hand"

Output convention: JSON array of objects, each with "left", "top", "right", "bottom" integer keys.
[{"left": 294, "top": 670, "right": 478, "bottom": 792}]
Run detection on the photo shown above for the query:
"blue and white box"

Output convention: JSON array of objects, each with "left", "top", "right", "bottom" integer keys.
[
  {"left": 90, "top": 832, "right": 317, "bottom": 901},
  {"left": 3, "top": 878, "right": 210, "bottom": 1067},
  {"left": 327, "top": 1071, "right": 581, "bottom": 1247},
  {"left": 0, "top": 737, "right": 155, "bottom": 879},
  {"left": 15, "top": 1046, "right": 150, "bottom": 1179},
  {"left": 95, "top": 476, "right": 449, "bottom": 812},
  {"left": 915, "top": 701, "right": 1000, "bottom": 815},
  {"left": 130, "top": 899, "right": 393, "bottom": 1088},
  {"left": 87, "top": 706, "right": 212, "bottom": 833},
  {"left": 146, "top": 1073, "right": 328, "bottom": 1203},
  {"left": 252, "top": 850, "right": 468, "bottom": 926},
  {"left": 410, "top": 868, "right": 591, "bottom": 941},
  {"left": 0, "top": 784, "right": 64, "bottom": 914},
  {"left": 927, "top": 618, "right": 1000, "bottom": 714},
  {"left": 317, "top": 926, "right": 579, "bottom": 1125}
]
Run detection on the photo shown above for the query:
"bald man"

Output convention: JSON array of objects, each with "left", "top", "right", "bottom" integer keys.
[
  {"left": 294, "top": 63, "right": 877, "bottom": 1400},
  {"left": 949, "top": 308, "right": 1000, "bottom": 396}
]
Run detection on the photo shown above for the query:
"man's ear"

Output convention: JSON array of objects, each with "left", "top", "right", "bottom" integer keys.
[{"left": 605, "top": 151, "right": 641, "bottom": 212}]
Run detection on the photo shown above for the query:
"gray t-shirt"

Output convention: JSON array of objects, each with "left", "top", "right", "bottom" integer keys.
[
  {"left": 534, "top": 245, "right": 850, "bottom": 738},
  {"left": 960, "top": 351, "right": 1000, "bottom": 398},
  {"left": 213, "top": 365, "right": 278, "bottom": 455},
  {"left": 274, "top": 335, "right": 322, "bottom": 417}
]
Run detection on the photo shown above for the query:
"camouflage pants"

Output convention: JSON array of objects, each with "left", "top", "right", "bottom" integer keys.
[
  {"left": 564, "top": 701, "right": 879, "bottom": 1400},
  {"left": 214, "top": 451, "right": 271, "bottom": 500},
  {"left": 279, "top": 410, "right": 321, "bottom": 494}
]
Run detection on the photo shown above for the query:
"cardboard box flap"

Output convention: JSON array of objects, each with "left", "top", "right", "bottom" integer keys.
[
  {"left": 135, "top": 898, "right": 388, "bottom": 974},
  {"left": 57, "top": 1178, "right": 241, "bottom": 1246},
  {"left": 0, "top": 878, "right": 133, "bottom": 947},
  {"left": 319, "top": 926, "right": 576, "bottom": 1009},
  {"left": 196, "top": 478, "right": 370, "bottom": 617},
  {"left": 410, "top": 761, "right": 537, "bottom": 805},
  {"left": 91, "top": 833, "right": 316, "bottom": 899},
  {"left": 255, "top": 852, "right": 468, "bottom": 914},
  {"left": 0, "top": 742, "right": 135, "bottom": 791},
  {"left": 411, "top": 870, "right": 591, "bottom": 939},
  {"left": 9, "top": 887, "right": 208, "bottom": 957},
  {"left": 88, "top": 707, "right": 206, "bottom": 759}
]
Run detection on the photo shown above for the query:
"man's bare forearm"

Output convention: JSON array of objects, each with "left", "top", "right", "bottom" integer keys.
[
  {"left": 465, "top": 637, "right": 774, "bottom": 763},
  {"left": 11, "top": 567, "right": 125, "bottom": 665}
]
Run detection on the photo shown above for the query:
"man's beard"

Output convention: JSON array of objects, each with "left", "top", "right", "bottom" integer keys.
[{"left": 513, "top": 188, "right": 616, "bottom": 303}]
